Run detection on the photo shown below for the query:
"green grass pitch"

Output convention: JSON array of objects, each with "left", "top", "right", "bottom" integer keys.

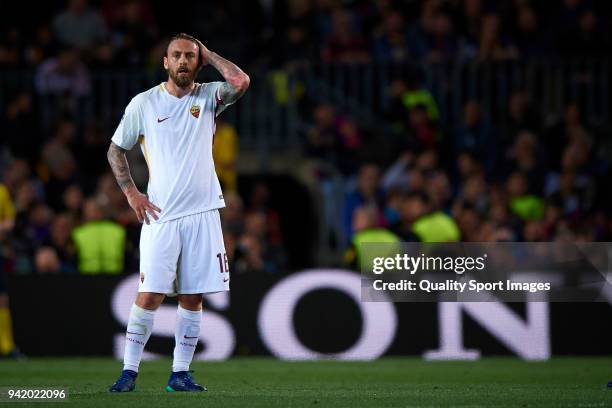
[{"left": 1, "top": 357, "right": 611, "bottom": 407}]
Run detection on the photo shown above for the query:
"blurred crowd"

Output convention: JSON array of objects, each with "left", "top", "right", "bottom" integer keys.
[
  {"left": 0, "top": 148, "right": 287, "bottom": 274},
  {"left": 1, "top": 0, "right": 612, "bottom": 275},
  {"left": 304, "top": 89, "right": 612, "bottom": 266},
  {"left": 1, "top": 0, "right": 611, "bottom": 71},
  {"left": 276, "top": 0, "right": 611, "bottom": 67}
]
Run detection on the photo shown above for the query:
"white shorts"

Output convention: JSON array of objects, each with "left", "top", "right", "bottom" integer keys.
[{"left": 138, "top": 209, "right": 230, "bottom": 295}]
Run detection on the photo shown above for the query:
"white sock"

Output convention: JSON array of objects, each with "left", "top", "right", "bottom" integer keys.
[
  {"left": 123, "top": 304, "right": 155, "bottom": 372},
  {"left": 172, "top": 306, "right": 202, "bottom": 372}
]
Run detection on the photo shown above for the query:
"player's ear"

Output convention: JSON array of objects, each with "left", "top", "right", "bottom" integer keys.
[{"left": 163, "top": 56, "right": 169, "bottom": 70}]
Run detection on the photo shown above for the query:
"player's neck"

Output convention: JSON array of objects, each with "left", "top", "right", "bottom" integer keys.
[{"left": 164, "top": 80, "right": 195, "bottom": 99}]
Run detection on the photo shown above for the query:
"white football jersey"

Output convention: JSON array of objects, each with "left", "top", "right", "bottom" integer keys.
[{"left": 112, "top": 82, "right": 232, "bottom": 223}]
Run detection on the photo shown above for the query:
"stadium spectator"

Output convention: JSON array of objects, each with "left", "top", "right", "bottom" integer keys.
[
  {"left": 107, "top": 0, "right": 158, "bottom": 67},
  {"left": 306, "top": 103, "right": 338, "bottom": 162},
  {"left": 456, "top": 0, "right": 482, "bottom": 50},
  {"left": 1, "top": 160, "right": 32, "bottom": 197},
  {"left": 61, "top": 184, "right": 84, "bottom": 224},
  {"left": 13, "top": 182, "right": 39, "bottom": 223},
  {"left": 455, "top": 203, "right": 482, "bottom": 242},
  {"left": 221, "top": 191, "right": 245, "bottom": 237},
  {"left": 34, "top": 246, "right": 61, "bottom": 274},
  {"left": 560, "top": 9, "right": 608, "bottom": 57},
  {"left": 503, "top": 90, "right": 541, "bottom": 141},
  {"left": 453, "top": 101, "right": 493, "bottom": 168},
  {"left": 28, "top": 203, "right": 55, "bottom": 250},
  {"left": 452, "top": 172, "right": 489, "bottom": 216},
  {"left": 427, "top": 12, "right": 461, "bottom": 62},
  {"left": 234, "top": 232, "right": 265, "bottom": 273},
  {"left": 35, "top": 48, "right": 92, "bottom": 125},
  {"left": 501, "top": 130, "right": 547, "bottom": 194},
  {"left": 405, "top": 103, "right": 440, "bottom": 151},
  {"left": 0, "top": 183, "right": 15, "bottom": 237},
  {"left": 35, "top": 48, "right": 92, "bottom": 98},
  {"left": 544, "top": 102, "right": 593, "bottom": 172},
  {"left": 0, "top": 27, "right": 28, "bottom": 69},
  {"left": 373, "top": 11, "right": 410, "bottom": 62},
  {"left": 247, "top": 182, "right": 283, "bottom": 246},
  {"left": 381, "top": 151, "right": 413, "bottom": 192},
  {"left": 401, "top": 70, "right": 440, "bottom": 122},
  {"left": 42, "top": 213, "right": 76, "bottom": 274},
  {"left": 344, "top": 205, "right": 400, "bottom": 270},
  {"left": 477, "top": 14, "right": 518, "bottom": 61},
  {"left": 406, "top": 0, "right": 436, "bottom": 59},
  {"left": 507, "top": 171, "right": 545, "bottom": 221},
  {"left": 342, "top": 164, "right": 386, "bottom": 242},
  {"left": 72, "top": 198, "right": 125, "bottom": 274},
  {"left": 52, "top": 0, "right": 107, "bottom": 50},
  {"left": 4, "top": 92, "right": 39, "bottom": 161},
  {"left": 241, "top": 212, "right": 286, "bottom": 274},
  {"left": 77, "top": 121, "right": 113, "bottom": 183},
  {"left": 321, "top": 8, "right": 370, "bottom": 63},
  {"left": 0, "top": 182, "right": 21, "bottom": 358},
  {"left": 93, "top": 174, "right": 139, "bottom": 268},
  {"left": 425, "top": 170, "right": 452, "bottom": 212},
  {"left": 213, "top": 118, "right": 239, "bottom": 192},
  {"left": 391, "top": 191, "right": 460, "bottom": 242},
  {"left": 276, "top": 25, "right": 315, "bottom": 69},
  {"left": 513, "top": 6, "right": 550, "bottom": 58},
  {"left": 24, "top": 25, "right": 57, "bottom": 67},
  {"left": 40, "top": 120, "right": 80, "bottom": 210}
]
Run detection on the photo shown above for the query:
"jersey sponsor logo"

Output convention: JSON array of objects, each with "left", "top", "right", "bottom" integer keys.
[
  {"left": 157, "top": 116, "right": 170, "bottom": 123},
  {"left": 190, "top": 105, "right": 201, "bottom": 118}
]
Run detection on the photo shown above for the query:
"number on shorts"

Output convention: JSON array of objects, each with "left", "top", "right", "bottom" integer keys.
[{"left": 216, "top": 252, "right": 229, "bottom": 273}]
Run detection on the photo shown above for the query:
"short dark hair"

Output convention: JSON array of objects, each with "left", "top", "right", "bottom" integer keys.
[{"left": 166, "top": 33, "right": 201, "bottom": 66}]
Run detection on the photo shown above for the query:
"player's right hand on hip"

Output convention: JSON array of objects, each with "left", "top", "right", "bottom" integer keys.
[{"left": 126, "top": 190, "right": 161, "bottom": 224}]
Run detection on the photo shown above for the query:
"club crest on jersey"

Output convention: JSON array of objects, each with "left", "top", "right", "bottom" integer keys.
[{"left": 190, "top": 105, "right": 201, "bottom": 118}]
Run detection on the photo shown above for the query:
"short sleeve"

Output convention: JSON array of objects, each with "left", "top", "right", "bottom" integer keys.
[
  {"left": 111, "top": 96, "right": 145, "bottom": 150},
  {"left": 207, "top": 81, "right": 235, "bottom": 117}
]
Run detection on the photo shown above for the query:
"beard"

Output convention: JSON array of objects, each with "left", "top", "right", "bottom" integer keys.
[{"left": 168, "top": 66, "right": 196, "bottom": 88}]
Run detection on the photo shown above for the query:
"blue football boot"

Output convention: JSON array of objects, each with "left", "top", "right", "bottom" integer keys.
[
  {"left": 109, "top": 369, "right": 137, "bottom": 392},
  {"left": 166, "top": 370, "right": 207, "bottom": 392}
]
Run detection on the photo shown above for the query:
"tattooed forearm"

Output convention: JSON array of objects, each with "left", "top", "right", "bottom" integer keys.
[
  {"left": 207, "top": 52, "right": 250, "bottom": 104},
  {"left": 107, "top": 142, "right": 137, "bottom": 195}
]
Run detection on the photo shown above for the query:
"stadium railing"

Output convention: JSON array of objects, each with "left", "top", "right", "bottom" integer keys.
[{"left": 1, "top": 59, "right": 610, "bottom": 161}]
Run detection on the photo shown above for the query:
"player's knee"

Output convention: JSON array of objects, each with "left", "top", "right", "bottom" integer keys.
[
  {"left": 135, "top": 293, "right": 164, "bottom": 310},
  {"left": 178, "top": 294, "right": 203, "bottom": 311}
]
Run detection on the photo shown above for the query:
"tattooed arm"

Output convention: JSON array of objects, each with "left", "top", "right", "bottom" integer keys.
[
  {"left": 107, "top": 142, "right": 160, "bottom": 224},
  {"left": 197, "top": 40, "right": 250, "bottom": 106}
]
